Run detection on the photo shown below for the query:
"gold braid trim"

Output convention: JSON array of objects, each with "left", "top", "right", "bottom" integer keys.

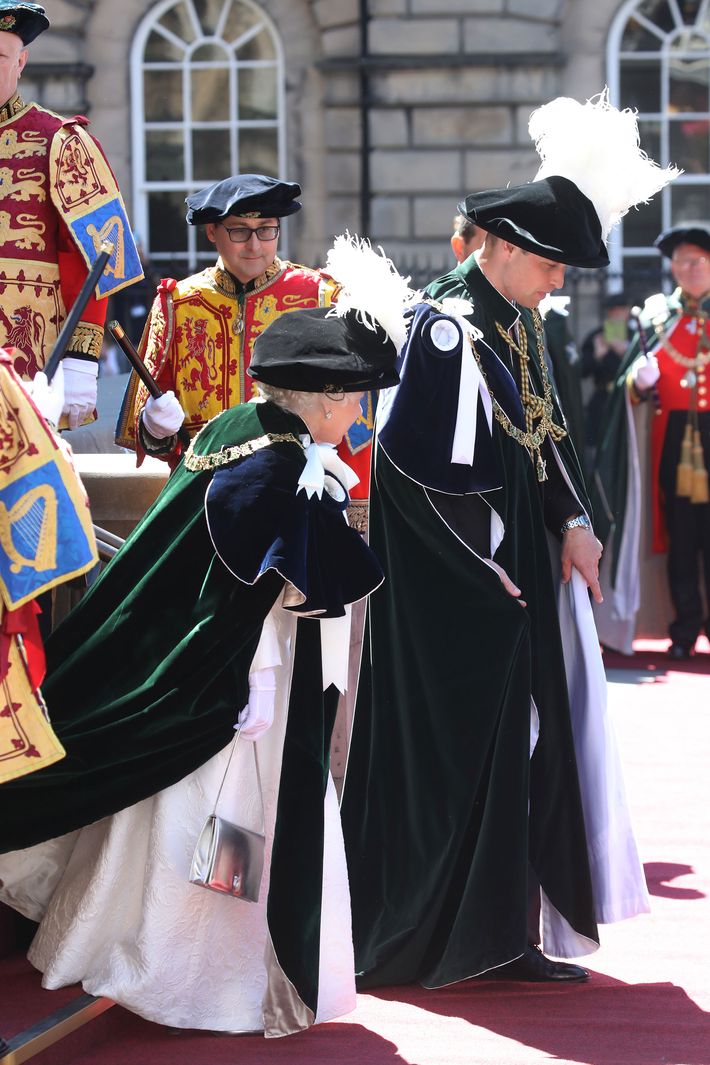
[
  {"left": 69, "top": 322, "right": 103, "bottom": 359},
  {"left": 0, "top": 92, "right": 26, "bottom": 123},
  {"left": 484, "top": 309, "right": 566, "bottom": 482},
  {"left": 183, "top": 430, "right": 303, "bottom": 472},
  {"left": 655, "top": 314, "right": 710, "bottom": 370}
]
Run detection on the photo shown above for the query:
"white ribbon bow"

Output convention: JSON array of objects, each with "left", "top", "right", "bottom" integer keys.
[
  {"left": 437, "top": 299, "right": 492, "bottom": 467},
  {"left": 297, "top": 436, "right": 360, "bottom": 499}
]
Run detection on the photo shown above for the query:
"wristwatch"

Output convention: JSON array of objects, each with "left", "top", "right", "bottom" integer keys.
[{"left": 560, "top": 513, "right": 592, "bottom": 535}]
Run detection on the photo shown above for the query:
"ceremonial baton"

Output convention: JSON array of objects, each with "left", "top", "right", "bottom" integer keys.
[
  {"left": 107, "top": 319, "right": 191, "bottom": 448},
  {"left": 44, "top": 241, "right": 114, "bottom": 383}
]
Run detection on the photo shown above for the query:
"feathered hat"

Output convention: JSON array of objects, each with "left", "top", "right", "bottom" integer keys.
[
  {"left": 458, "top": 89, "right": 680, "bottom": 268},
  {"left": 249, "top": 234, "right": 415, "bottom": 392}
]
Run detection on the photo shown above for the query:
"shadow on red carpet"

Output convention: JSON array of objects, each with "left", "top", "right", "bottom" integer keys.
[{"left": 367, "top": 974, "right": 710, "bottom": 1065}]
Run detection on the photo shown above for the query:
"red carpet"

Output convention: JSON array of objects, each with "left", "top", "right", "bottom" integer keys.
[
  {"left": 1, "top": 657, "right": 709, "bottom": 1064},
  {"left": 602, "top": 635, "right": 710, "bottom": 675}
]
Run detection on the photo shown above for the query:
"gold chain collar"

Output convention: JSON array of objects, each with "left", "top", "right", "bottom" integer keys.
[
  {"left": 183, "top": 430, "right": 303, "bottom": 472},
  {"left": 481, "top": 309, "right": 567, "bottom": 482},
  {"left": 656, "top": 314, "right": 710, "bottom": 370}
]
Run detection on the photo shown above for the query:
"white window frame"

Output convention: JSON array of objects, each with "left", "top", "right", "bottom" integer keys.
[
  {"left": 607, "top": 0, "right": 710, "bottom": 278},
  {"left": 130, "top": 0, "right": 286, "bottom": 273}
]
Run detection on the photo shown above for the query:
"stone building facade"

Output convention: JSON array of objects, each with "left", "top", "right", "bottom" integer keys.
[{"left": 18, "top": 0, "right": 710, "bottom": 338}]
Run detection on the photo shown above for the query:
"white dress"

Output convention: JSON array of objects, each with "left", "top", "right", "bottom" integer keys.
[{"left": 0, "top": 604, "right": 356, "bottom": 1035}]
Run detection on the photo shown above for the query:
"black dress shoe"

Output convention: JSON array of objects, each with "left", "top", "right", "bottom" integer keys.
[
  {"left": 667, "top": 641, "right": 694, "bottom": 660},
  {"left": 492, "top": 944, "right": 589, "bottom": 983}
]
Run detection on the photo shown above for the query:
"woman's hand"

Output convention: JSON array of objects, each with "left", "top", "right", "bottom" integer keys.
[{"left": 486, "top": 559, "right": 527, "bottom": 607}]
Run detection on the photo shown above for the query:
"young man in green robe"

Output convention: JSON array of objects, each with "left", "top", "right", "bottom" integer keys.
[{"left": 341, "top": 92, "right": 677, "bottom": 990}]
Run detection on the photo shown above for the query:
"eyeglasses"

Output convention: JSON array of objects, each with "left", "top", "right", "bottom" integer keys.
[{"left": 219, "top": 223, "right": 280, "bottom": 244}]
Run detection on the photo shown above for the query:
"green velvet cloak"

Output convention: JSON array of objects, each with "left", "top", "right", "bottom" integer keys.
[
  {"left": 341, "top": 261, "right": 597, "bottom": 989},
  {"left": 0, "top": 399, "right": 380, "bottom": 1024}
]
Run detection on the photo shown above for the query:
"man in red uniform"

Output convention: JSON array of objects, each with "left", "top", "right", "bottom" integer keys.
[
  {"left": 0, "top": 2, "right": 143, "bottom": 429},
  {"left": 594, "top": 223, "right": 710, "bottom": 658},
  {"left": 116, "top": 173, "right": 374, "bottom": 528}
]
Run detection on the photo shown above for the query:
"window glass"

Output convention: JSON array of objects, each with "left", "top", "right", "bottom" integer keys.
[
  {"left": 669, "top": 49, "right": 710, "bottom": 113},
  {"left": 159, "top": 1, "right": 197, "bottom": 45},
  {"left": 194, "top": 0, "right": 227, "bottom": 36},
  {"left": 146, "top": 130, "right": 185, "bottom": 182},
  {"left": 135, "top": 0, "right": 283, "bottom": 276},
  {"left": 144, "top": 70, "right": 183, "bottom": 122},
  {"left": 148, "top": 191, "right": 190, "bottom": 254},
  {"left": 222, "top": 2, "right": 262, "bottom": 45},
  {"left": 237, "top": 28, "right": 276, "bottom": 60},
  {"left": 620, "top": 59, "right": 661, "bottom": 112},
  {"left": 191, "top": 66, "right": 230, "bottom": 122},
  {"left": 237, "top": 128, "right": 278, "bottom": 175},
  {"left": 238, "top": 68, "right": 277, "bottom": 120},
  {"left": 613, "top": 1, "right": 710, "bottom": 266},
  {"left": 669, "top": 116, "right": 710, "bottom": 173},
  {"left": 192, "top": 129, "right": 233, "bottom": 180},
  {"left": 145, "top": 30, "right": 184, "bottom": 61},
  {"left": 671, "top": 181, "right": 710, "bottom": 219}
]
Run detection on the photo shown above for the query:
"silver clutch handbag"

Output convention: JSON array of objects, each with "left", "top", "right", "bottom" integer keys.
[{"left": 189, "top": 729, "right": 265, "bottom": 903}]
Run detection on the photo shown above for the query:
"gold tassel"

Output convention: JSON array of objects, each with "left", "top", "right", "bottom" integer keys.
[
  {"left": 676, "top": 422, "right": 694, "bottom": 497},
  {"left": 691, "top": 428, "right": 709, "bottom": 503}
]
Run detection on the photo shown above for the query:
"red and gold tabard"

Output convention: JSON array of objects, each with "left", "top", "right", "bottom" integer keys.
[
  {"left": 0, "top": 92, "right": 143, "bottom": 380},
  {"left": 0, "top": 349, "right": 98, "bottom": 783},
  {"left": 647, "top": 292, "right": 710, "bottom": 551},
  {"left": 116, "top": 256, "right": 378, "bottom": 505}
]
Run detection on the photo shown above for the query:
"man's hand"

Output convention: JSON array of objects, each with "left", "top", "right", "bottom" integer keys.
[
  {"left": 632, "top": 354, "right": 660, "bottom": 391},
  {"left": 142, "top": 391, "right": 185, "bottom": 439},
  {"left": 561, "top": 526, "right": 603, "bottom": 603},
  {"left": 486, "top": 559, "right": 527, "bottom": 607}
]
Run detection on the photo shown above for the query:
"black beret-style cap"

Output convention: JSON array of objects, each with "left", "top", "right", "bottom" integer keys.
[
  {"left": 0, "top": 2, "right": 49, "bottom": 44},
  {"left": 458, "top": 175, "right": 609, "bottom": 269},
  {"left": 185, "top": 174, "right": 302, "bottom": 225},
  {"left": 248, "top": 306, "right": 400, "bottom": 393},
  {"left": 654, "top": 222, "right": 710, "bottom": 259}
]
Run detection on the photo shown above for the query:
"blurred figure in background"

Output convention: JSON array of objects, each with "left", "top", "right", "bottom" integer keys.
[
  {"left": 450, "top": 211, "right": 485, "bottom": 263},
  {"left": 581, "top": 293, "right": 632, "bottom": 472}
]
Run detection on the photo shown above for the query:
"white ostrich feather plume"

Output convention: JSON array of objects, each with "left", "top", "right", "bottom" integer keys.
[
  {"left": 529, "top": 89, "right": 681, "bottom": 240},
  {"left": 325, "top": 233, "right": 416, "bottom": 356}
]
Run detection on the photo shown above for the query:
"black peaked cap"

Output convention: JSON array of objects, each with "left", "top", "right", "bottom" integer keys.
[
  {"left": 458, "top": 175, "right": 609, "bottom": 269},
  {"left": 248, "top": 306, "right": 400, "bottom": 392},
  {"left": 185, "top": 174, "right": 302, "bottom": 225},
  {"left": 0, "top": 2, "right": 49, "bottom": 44},
  {"left": 654, "top": 222, "right": 710, "bottom": 259}
]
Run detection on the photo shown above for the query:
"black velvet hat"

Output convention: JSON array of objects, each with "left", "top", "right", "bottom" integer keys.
[
  {"left": 248, "top": 306, "right": 400, "bottom": 392},
  {"left": 654, "top": 222, "right": 710, "bottom": 259},
  {"left": 185, "top": 174, "right": 301, "bottom": 225},
  {"left": 457, "top": 175, "right": 609, "bottom": 269},
  {"left": 0, "top": 2, "right": 49, "bottom": 44}
]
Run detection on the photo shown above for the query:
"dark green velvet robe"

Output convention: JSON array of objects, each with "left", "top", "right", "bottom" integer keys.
[
  {"left": 341, "top": 262, "right": 598, "bottom": 989},
  {"left": 0, "top": 399, "right": 382, "bottom": 1027}
]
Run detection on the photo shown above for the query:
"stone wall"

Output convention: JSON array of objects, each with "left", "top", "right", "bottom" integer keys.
[{"left": 16, "top": 0, "right": 623, "bottom": 330}]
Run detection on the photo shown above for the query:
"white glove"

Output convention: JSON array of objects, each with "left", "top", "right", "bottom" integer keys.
[
  {"left": 28, "top": 362, "right": 64, "bottom": 428},
  {"left": 142, "top": 391, "right": 185, "bottom": 439},
  {"left": 63, "top": 356, "right": 98, "bottom": 429},
  {"left": 632, "top": 355, "right": 660, "bottom": 391},
  {"left": 236, "top": 667, "right": 276, "bottom": 742}
]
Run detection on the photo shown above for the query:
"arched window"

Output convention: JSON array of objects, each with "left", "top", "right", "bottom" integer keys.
[
  {"left": 131, "top": 0, "right": 285, "bottom": 277},
  {"left": 608, "top": 0, "right": 710, "bottom": 293}
]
